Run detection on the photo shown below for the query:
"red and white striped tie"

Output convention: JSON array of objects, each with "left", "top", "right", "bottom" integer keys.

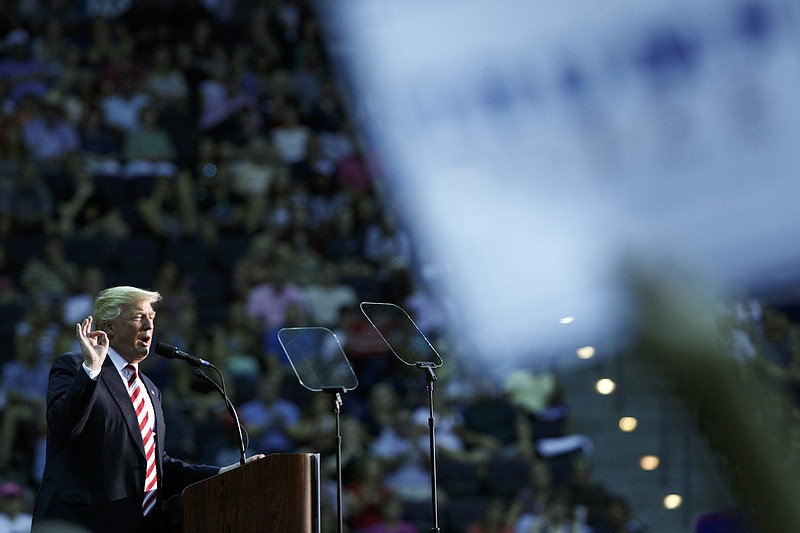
[{"left": 125, "top": 364, "right": 158, "bottom": 516}]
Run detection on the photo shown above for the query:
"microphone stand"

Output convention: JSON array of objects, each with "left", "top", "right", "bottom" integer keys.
[
  {"left": 417, "top": 362, "right": 440, "bottom": 533},
  {"left": 192, "top": 367, "right": 247, "bottom": 466},
  {"left": 323, "top": 386, "right": 346, "bottom": 533}
]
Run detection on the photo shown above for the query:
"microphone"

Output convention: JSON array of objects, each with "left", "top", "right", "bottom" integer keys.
[{"left": 155, "top": 342, "right": 212, "bottom": 368}]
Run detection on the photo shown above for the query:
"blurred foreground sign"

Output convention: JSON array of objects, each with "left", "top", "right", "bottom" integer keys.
[{"left": 321, "top": 0, "right": 800, "bottom": 366}]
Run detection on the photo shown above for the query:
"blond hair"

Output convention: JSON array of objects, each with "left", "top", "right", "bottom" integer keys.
[{"left": 93, "top": 286, "right": 162, "bottom": 324}]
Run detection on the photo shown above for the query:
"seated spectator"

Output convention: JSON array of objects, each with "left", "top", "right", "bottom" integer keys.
[
  {"left": 121, "top": 105, "right": 178, "bottom": 179},
  {"left": 245, "top": 261, "right": 309, "bottom": 332},
  {"left": 461, "top": 375, "right": 529, "bottom": 459},
  {"left": 19, "top": 237, "right": 79, "bottom": 301},
  {"left": 286, "top": 393, "right": 338, "bottom": 456},
  {"left": 278, "top": 238, "right": 323, "bottom": 287},
  {"left": 270, "top": 201, "right": 317, "bottom": 258},
  {"left": 0, "top": 161, "right": 55, "bottom": 239},
  {"left": 290, "top": 131, "right": 334, "bottom": 188},
  {"left": 0, "top": 328, "right": 49, "bottom": 471},
  {"left": 237, "top": 374, "right": 302, "bottom": 454},
  {"left": 303, "top": 261, "right": 358, "bottom": 328},
  {"left": 257, "top": 165, "right": 304, "bottom": 234},
  {"left": 229, "top": 136, "right": 279, "bottom": 198},
  {"left": 230, "top": 231, "right": 274, "bottom": 298},
  {"left": 211, "top": 299, "right": 262, "bottom": 387},
  {"left": 343, "top": 455, "right": 393, "bottom": 532},
  {"left": 136, "top": 170, "right": 198, "bottom": 240},
  {"left": 321, "top": 206, "right": 369, "bottom": 273},
  {"left": 55, "top": 166, "right": 130, "bottom": 241},
  {"left": 290, "top": 28, "right": 325, "bottom": 112},
  {"left": 158, "top": 305, "right": 201, "bottom": 358},
  {"left": 79, "top": 106, "right": 122, "bottom": 177},
  {"left": 362, "top": 211, "right": 413, "bottom": 301},
  {"left": 152, "top": 258, "right": 197, "bottom": 323},
  {"left": 60, "top": 266, "right": 105, "bottom": 327},
  {"left": 319, "top": 116, "right": 353, "bottom": 171},
  {"left": 368, "top": 407, "right": 431, "bottom": 504},
  {"left": 157, "top": 94, "right": 197, "bottom": 169},
  {"left": 197, "top": 58, "right": 259, "bottom": 145},
  {"left": 53, "top": 49, "right": 97, "bottom": 127},
  {"left": 410, "top": 396, "right": 500, "bottom": 467},
  {"left": 99, "top": 72, "right": 151, "bottom": 137},
  {"left": 271, "top": 104, "right": 311, "bottom": 166},
  {"left": 358, "top": 381, "right": 400, "bottom": 436},
  {"left": 20, "top": 91, "right": 80, "bottom": 174},
  {"left": 336, "top": 142, "right": 372, "bottom": 196},
  {"left": 197, "top": 162, "right": 250, "bottom": 250},
  {"left": 505, "top": 370, "right": 593, "bottom": 465},
  {"left": 0, "top": 28, "right": 54, "bottom": 110},
  {"left": 146, "top": 45, "right": 190, "bottom": 110},
  {"left": 12, "top": 297, "right": 62, "bottom": 364},
  {"left": 363, "top": 211, "right": 413, "bottom": 272},
  {"left": 339, "top": 414, "right": 372, "bottom": 478},
  {"left": 191, "top": 135, "right": 222, "bottom": 186},
  {"left": 307, "top": 75, "right": 349, "bottom": 134}
]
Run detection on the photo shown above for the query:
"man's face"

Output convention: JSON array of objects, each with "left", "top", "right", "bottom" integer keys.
[{"left": 107, "top": 300, "right": 156, "bottom": 363}]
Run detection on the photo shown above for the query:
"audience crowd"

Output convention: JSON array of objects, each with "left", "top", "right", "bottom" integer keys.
[{"left": 0, "top": 2, "right": 798, "bottom": 532}]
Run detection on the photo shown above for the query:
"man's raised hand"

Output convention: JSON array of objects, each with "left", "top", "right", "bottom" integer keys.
[{"left": 76, "top": 316, "right": 108, "bottom": 372}]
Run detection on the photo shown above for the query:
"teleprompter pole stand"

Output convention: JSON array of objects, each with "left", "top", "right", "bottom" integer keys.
[
  {"left": 417, "top": 362, "right": 440, "bottom": 533},
  {"left": 323, "top": 386, "right": 347, "bottom": 533}
]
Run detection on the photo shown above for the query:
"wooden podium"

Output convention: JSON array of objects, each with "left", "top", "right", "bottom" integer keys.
[{"left": 182, "top": 453, "right": 321, "bottom": 532}]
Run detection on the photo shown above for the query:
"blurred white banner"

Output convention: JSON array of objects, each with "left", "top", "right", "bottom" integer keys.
[{"left": 320, "top": 0, "right": 800, "bottom": 366}]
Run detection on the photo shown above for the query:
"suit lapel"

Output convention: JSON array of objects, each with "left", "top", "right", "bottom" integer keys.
[{"left": 100, "top": 359, "right": 146, "bottom": 457}]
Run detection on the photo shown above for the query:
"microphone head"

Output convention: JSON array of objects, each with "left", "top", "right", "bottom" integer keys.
[{"left": 155, "top": 342, "right": 178, "bottom": 359}]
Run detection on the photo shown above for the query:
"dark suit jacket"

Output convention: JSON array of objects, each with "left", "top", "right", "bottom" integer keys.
[{"left": 32, "top": 352, "right": 219, "bottom": 533}]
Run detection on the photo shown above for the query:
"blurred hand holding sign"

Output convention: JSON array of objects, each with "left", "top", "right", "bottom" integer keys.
[{"left": 322, "top": 0, "right": 800, "bottom": 365}]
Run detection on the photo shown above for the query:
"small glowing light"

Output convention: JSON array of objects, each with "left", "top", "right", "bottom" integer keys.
[
  {"left": 576, "top": 346, "right": 595, "bottom": 359},
  {"left": 663, "top": 494, "right": 682, "bottom": 510},
  {"left": 595, "top": 378, "right": 616, "bottom": 395},
  {"left": 619, "top": 416, "right": 638, "bottom": 432},
  {"left": 559, "top": 316, "right": 574, "bottom": 324},
  {"left": 202, "top": 163, "right": 218, "bottom": 177},
  {"left": 639, "top": 455, "right": 660, "bottom": 470}
]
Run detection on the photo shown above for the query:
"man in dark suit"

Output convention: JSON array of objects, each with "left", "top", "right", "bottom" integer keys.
[{"left": 32, "top": 286, "right": 262, "bottom": 533}]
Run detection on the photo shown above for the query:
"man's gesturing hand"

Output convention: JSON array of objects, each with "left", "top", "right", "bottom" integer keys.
[{"left": 76, "top": 316, "right": 108, "bottom": 372}]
